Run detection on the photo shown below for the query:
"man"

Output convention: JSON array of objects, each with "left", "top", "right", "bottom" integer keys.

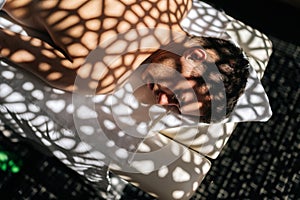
[
  {"left": 0, "top": 0, "right": 249, "bottom": 122},
  {"left": 135, "top": 36, "right": 249, "bottom": 122}
]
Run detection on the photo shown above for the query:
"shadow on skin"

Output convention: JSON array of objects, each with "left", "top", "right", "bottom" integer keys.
[{"left": 1, "top": 0, "right": 192, "bottom": 94}]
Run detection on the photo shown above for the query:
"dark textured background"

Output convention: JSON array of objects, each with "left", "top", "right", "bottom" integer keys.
[{"left": 0, "top": 1, "right": 299, "bottom": 199}]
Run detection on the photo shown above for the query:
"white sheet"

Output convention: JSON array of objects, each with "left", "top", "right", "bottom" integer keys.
[
  {"left": 0, "top": 0, "right": 5, "bottom": 10},
  {"left": 0, "top": 1, "right": 273, "bottom": 199}
]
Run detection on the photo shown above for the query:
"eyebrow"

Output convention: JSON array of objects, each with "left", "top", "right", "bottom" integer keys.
[{"left": 185, "top": 76, "right": 206, "bottom": 85}]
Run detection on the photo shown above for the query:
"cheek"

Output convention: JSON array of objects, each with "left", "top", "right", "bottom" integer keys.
[
  {"left": 142, "top": 64, "right": 157, "bottom": 80},
  {"left": 180, "top": 101, "right": 202, "bottom": 116},
  {"left": 194, "top": 85, "right": 211, "bottom": 105},
  {"left": 133, "top": 85, "right": 156, "bottom": 104}
]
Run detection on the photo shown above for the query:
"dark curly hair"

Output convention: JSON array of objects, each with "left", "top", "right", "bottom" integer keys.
[{"left": 183, "top": 36, "right": 250, "bottom": 122}]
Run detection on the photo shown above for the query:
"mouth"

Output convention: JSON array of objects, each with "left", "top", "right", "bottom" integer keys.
[{"left": 147, "top": 83, "right": 179, "bottom": 107}]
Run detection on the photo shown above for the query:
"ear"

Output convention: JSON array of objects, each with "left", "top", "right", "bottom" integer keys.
[{"left": 183, "top": 48, "right": 206, "bottom": 66}]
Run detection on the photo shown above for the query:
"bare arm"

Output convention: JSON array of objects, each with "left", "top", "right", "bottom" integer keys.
[
  {"left": 2, "top": 0, "right": 192, "bottom": 94},
  {"left": 0, "top": 27, "right": 79, "bottom": 91}
]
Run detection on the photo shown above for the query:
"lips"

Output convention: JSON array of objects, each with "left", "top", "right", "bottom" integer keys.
[
  {"left": 147, "top": 83, "right": 179, "bottom": 106},
  {"left": 157, "top": 92, "right": 169, "bottom": 105}
]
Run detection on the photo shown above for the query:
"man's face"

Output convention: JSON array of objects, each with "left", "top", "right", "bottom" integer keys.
[{"left": 134, "top": 47, "right": 221, "bottom": 117}]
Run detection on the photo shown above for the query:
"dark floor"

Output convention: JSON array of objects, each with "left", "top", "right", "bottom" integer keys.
[
  {"left": 0, "top": 1, "right": 300, "bottom": 200},
  {"left": 203, "top": 0, "right": 300, "bottom": 46}
]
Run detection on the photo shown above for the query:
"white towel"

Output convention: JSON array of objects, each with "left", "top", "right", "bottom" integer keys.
[{"left": 0, "top": 0, "right": 5, "bottom": 10}]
